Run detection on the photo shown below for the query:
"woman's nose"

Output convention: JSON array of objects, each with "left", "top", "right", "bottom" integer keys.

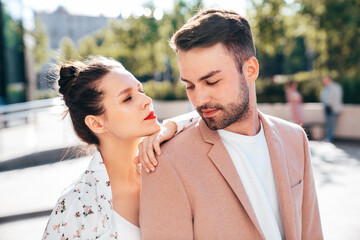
[{"left": 142, "top": 93, "right": 152, "bottom": 109}]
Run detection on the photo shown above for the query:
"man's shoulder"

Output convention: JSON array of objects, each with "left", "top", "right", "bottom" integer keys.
[
  {"left": 161, "top": 120, "right": 204, "bottom": 153},
  {"left": 262, "top": 112, "right": 305, "bottom": 137},
  {"left": 261, "top": 113, "right": 309, "bottom": 164}
]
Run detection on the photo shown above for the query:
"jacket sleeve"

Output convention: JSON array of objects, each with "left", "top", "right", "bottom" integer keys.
[
  {"left": 163, "top": 110, "right": 199, "bottom": 135},
  {"left": 140, "top": 152, "right": 193, "bottom": 240},
  {"left": 301, "top": 130, "right": 324, "bottom": 239}
]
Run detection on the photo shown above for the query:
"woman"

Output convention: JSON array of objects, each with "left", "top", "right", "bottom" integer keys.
[
  {"left": 42, "top": 56, "right": 192, "bottom": 239},
  {"left": 285, "top": 81, "right": 304, "bottom": 125}
]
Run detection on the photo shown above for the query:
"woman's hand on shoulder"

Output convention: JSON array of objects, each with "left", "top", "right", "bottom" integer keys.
[{"left": 134, "top": 121, "right": 177, "bottom": 173}]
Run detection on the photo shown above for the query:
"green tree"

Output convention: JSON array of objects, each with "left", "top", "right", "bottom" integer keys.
[
  {"left": 249, "top": 0, "right": 309, "bottom": 77},
  {"left": 78, "top": 35, "right": 99, "bottom": 58},
  {"left": 296, "top": 0, "right": 360, "bottom": 103},
  {"left": 75, "top": 0, "right": 203, "bottom": 82},
  {"left": 161, "top": 0, "right": 204, "bottom": 81},
  {"left": 60, "top": 37, "right": 80, "bottom": 61},
  {"left": 31, "top": 19, "right": 49, "bottom": 70},
  {"left": 298, "top": 0, "right": 360, "bottom": 76}
]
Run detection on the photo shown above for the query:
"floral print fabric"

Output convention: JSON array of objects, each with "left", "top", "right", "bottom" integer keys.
[
  {"left": 42, "top": 151, "right": 120, "bottom": 240},
  {"left": 42, "top": 115, "right": 197, "bottom": 240}
]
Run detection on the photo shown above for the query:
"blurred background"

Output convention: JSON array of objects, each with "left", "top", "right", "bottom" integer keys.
[{"left": 0, "top": 0, "right": 359, "bottom": 239}]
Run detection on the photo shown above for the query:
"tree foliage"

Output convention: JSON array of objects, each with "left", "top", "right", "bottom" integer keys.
[
  {"left": 299, "top": 0, "right": 360, "bottom": 78},
  {"left": 249, "top": 0, "right": 310, "bottom": 77},
  {"left": 33, "top": 0, "right": 359, "bottom": 102},
  {"left": 31, "top": 19, "right": 49, "bottom": 70},
  {"left": 74, "top": 0, "right": 203, "bottom": 80},
  {"left": 60, "top": 37, "right": 80, "bottom": 61},
  {"left": 249, "top": 0, "right": 360, "bottom": 103}
]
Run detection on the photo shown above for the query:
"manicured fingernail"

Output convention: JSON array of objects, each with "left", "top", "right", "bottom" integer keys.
[
  {"left": 153, "top": 161, "right": 157, "bottom": 166},
  {"left": 145, "top": 168, "right": 150, "bottom": 173},
  {"left": 151, "top": 167, "right": 155, "bottom": 172}
]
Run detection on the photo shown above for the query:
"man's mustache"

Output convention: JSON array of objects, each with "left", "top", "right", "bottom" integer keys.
[{"left": 196, "top": 104, "right": 224, "bottom": 113}]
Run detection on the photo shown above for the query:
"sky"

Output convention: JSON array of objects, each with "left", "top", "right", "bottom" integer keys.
[{"left": 22, "top": 0, "right": 250, "bottom": 18}]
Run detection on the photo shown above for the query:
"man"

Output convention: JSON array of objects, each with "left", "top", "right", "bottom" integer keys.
[
  {"left": 140, "top": 9, "right": 323, "bottom": 240},
  {"left": 321, "top": 76, "right": 343, "bottom": 142}
]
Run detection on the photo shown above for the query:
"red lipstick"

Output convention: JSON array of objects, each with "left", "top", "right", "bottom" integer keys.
[{"left": 144, "top": 111, "right": 157, "bottom": 120}]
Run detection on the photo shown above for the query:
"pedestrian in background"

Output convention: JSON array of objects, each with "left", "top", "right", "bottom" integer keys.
[
  {"left": 285, "top": 80, "right": 304, "bottom": 125},
  {"left": 321, "top": 76, "right": 343, "bottom": 142}
]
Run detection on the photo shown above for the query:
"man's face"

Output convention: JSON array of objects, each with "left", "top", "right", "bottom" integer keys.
[
  {"left": 177, "top": 43, "right": 250, "bottom": 130},
  {"left": 322, "top": 77, "right": 331, "bottom": 86}
]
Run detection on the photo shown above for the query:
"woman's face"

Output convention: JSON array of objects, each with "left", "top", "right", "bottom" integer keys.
[{"left": 97, "top": 68, "right": 160, "bottom": 140}]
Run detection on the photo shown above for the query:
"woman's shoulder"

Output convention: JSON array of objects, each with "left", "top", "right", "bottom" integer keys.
[{"left": 42, "top": 157, "right": 114, "bottom": 239}]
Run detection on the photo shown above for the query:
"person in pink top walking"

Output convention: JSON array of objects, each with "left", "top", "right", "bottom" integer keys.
[{"left": 285, "top": 80, "right": 304, "bottom": 125}]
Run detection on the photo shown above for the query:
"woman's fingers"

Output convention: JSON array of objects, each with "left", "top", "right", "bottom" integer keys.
[
  {"left": 139, "top": 152, "right": 153, "bottom": 173},
  {"left": 138, "top": 122, "right": 178, "bottom": 173},
  {"left": 146, "top": 140, "right": 158, "bottom": 168},
  {"left": 138, "top": 141, "right": 153, "bottom": 173},
  {"left": 153, "top": 135, "right": 162, "bottom": 156},
  {"left": 138, "top": 138, "right": 157, "bottom": 172},
  {"left": 133, "top": 155, "right": 140, "bottom": 165}
]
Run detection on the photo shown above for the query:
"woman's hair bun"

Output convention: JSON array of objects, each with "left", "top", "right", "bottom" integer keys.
[{"left": 58, "top": 65, "right": 79, "bottom": 99}]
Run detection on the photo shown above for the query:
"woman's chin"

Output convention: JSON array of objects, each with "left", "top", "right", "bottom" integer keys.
[
  {"left": 147, "top": 124, "right": 161, "bottom": 136},
  {"left": 137, "top": 120, "right": 160, "bottom": 137}
]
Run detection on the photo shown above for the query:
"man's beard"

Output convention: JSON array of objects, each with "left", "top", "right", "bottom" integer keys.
[{"left": 196, "top": 80, "right": 250, "bottom": 130}]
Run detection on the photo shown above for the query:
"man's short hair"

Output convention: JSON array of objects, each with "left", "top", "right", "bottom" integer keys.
[{"left": 169, "top": 8, "right": 256, "bottom": 73}]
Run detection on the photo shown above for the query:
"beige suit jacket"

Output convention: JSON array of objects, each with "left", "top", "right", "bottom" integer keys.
[{"left": 140, "top": 111, "right": 323, "bottom": 240}]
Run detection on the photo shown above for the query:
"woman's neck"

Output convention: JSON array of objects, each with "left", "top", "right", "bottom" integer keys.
[{"left": 98, "top": 137, "right": 141, "bottom": 184}]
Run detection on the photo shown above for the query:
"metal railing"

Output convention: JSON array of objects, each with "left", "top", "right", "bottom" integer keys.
[
  {"left": 0, "top": 97, "right": 79, "bottom": 162},
  {"left": 0, "top": 98, "right": 64, "bottom": 128}
]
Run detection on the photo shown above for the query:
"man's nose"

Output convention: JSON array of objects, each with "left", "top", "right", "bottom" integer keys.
[{"left": 193, "top": 88, "right": 211, "bottom": 107}]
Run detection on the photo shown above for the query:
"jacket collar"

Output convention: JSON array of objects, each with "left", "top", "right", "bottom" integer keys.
[
  {"left": 198, "top": 111, "right": 297, "bottom": 239},
  {"left": 199, "top": 118, "right": 265, "bottom": 239},
  {"left": 258, "top": 112, "right": 297, "bottom": 240}
]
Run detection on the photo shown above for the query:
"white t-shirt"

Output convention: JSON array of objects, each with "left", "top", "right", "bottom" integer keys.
[
  {"left": 113, "top": 211, "right": 141, "bottom": 240},
  {"left": 218, "top": 123, "right": 284, "bottom": 239}
]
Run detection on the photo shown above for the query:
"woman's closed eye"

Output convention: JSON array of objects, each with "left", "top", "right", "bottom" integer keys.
[
  {"left": 123, "top": 89, "right": 145, "bottom": 102},
  {"left": 123, "top": 96, "right": 132, "bottom": 102}
]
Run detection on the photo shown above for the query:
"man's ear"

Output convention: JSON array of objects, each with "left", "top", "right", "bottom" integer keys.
[
  {"left": 85, "top": 115, "right": 106, "bottom": 134},
  {"left": 242, "top": 56, "right": 259, "bottom": 83}
]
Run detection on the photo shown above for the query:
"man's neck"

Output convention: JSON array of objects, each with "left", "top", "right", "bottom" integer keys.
[{"left": 223, "top": 109, "right": 260, "bottom": 136}]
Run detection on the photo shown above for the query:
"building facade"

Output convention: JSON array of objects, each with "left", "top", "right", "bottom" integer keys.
[{"left": 36, "top": 6, "right": 112, "bottom": 50}]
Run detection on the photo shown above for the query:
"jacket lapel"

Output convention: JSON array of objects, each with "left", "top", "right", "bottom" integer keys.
[
  {"left": 199, "top": 120, "right": 265, "bottom": 239},
  {"left": 259, "top": 112, "right": 297, "bottom": 239}
]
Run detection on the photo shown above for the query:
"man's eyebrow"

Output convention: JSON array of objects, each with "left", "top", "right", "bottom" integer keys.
[
  {"left": 199, "top": 70, "right": 221, "bottom": 81},
  {"left": 180, "top": 77, "right": 191, "bottom": 83},
  {"left": 180, "top": 70, "right": 222, "bottom": 83}
]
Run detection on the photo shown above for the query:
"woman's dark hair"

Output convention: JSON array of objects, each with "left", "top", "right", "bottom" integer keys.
[
  {"left": 170, "top": 8, "right": 256, "bottom": 74},
  {"left": 58, "top": 56, "right": 124, "bottom": 146}
]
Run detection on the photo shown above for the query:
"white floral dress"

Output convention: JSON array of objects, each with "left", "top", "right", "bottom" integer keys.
[
  {"left": 42, "top": 151, "right": 128, "bottom": 240},
  {"left": 42, "top": 113, "right": 198, "bottom": 240}
]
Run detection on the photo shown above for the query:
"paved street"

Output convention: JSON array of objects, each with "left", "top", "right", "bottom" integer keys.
[{"left": 310, "top": 141, "right": 360, "bottom": 239}]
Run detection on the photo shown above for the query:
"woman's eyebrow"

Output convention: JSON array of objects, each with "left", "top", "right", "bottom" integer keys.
[{"left": 117, "top": 87, "right": 132, "bottom": 97}]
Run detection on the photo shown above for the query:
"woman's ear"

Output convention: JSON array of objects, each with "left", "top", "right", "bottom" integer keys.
[
  {"left": 85, "top": 115, "right": 106, "bottom": 134},
  {"left": 242, "top": 56, "right": 259, "bottom": 83}
]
